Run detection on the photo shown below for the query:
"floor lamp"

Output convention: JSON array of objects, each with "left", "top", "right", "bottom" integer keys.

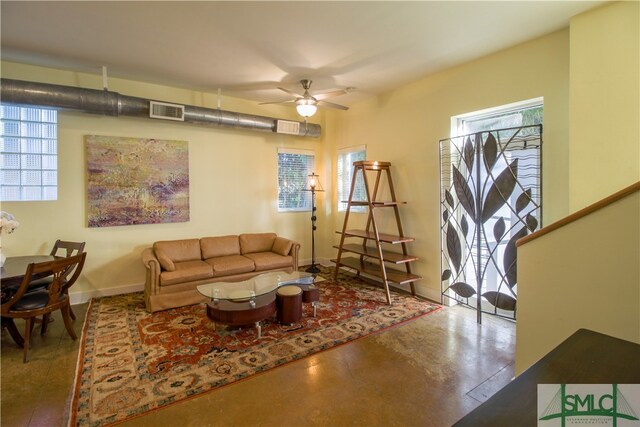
[{"left": 304, "top": 172, "right": 323, "bottom": 274}]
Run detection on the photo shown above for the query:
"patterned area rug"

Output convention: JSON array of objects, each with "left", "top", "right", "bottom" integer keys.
[{"left": 68, "top": 267, "right": 440, "bottom": 426}]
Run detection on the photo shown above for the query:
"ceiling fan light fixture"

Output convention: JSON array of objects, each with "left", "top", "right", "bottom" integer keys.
[
  {"left": 262, "top": 79, "right": 348, "bottom": 117},
  {"left": 296, "top": 99, "right": 318, "bottom": 118}
]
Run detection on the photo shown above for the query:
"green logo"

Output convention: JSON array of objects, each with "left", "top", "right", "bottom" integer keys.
[{"left": 539, "top": 384, "right": 639, "bottom": 426}]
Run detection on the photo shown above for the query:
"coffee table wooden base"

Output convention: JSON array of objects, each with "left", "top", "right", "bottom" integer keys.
[{"left": 206, "top": 295, "right": 276, "bottom": 339}]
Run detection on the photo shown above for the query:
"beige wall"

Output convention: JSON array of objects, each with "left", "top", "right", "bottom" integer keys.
[
  {"left": 325, "top": 30, "right": 571, "bottom": 301},
  {"left": 569, "top": 1, "right": 640, "bottom": 211},
  {"left": 516, "top": 189, "right": 640, "bottom": 374},
  {"left": 0, "top": 61, "right": 328, "bottom": 300},
  {"left": 515, "top": 1, "right": 640, "bottom": 374}
]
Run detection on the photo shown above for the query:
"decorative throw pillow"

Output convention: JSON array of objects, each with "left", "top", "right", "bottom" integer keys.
[
  {"left": 272, "top": 237, "right": 293, "bottom": 256},
  {"left": 154, "top": 247, "right": 176, "bottom": 271}
]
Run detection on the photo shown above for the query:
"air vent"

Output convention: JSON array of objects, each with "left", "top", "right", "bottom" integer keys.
[
  {"left": 276, "top": 120, "right": 300, "bottom": 135},
  {"left": 149, "top": 101, "right": 185, "bottom": 121}
]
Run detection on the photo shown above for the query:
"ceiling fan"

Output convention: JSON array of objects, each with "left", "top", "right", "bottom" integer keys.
[{"left": 260, "top": 79, "right": 352, "bottom": 118}]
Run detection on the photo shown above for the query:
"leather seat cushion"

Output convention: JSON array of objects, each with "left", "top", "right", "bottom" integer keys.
[
  {"left": 2, "top": 276, "right": 64, "bottom": 296},
  {"left": 201, "top": 236, "right": 240, "bottom": 259},
  {"left": 243, "top": 252, "right": 293, "bottom": 272},
  {"left": 26, "top": 276, "right": 56, "bottom": 291},
  {"left": 159, "top": 260, "right": 213, "bottom": 286},
  {"left": 205, "top": 255, "right": 255, "bottom": 277},
  {"left": 239, "top": 233, "right": 277, "bottom": 254},
  {"left": 277, "top": 285, "right": 302, "bottom": 296},
  {"left": 11, "top": 291, "right": 68, "bottom": 311},
  {"left": 154, "top": 239, "right": 202, "bottom": 263}
]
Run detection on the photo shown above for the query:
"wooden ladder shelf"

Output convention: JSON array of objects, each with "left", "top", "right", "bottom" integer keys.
[{"left": 332, "top": 160, "right": 421, "bottom": 304}]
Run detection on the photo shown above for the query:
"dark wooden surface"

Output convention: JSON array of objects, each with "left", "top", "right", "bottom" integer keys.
[
  {"left": 276, "top": 292, "right": 302, "bottom": 324},
  {"left": 454, "top": 328, "right": 640, "bottom": 426},
  {"left": 205, "top": 293, "right": 276, "bottom": 326},
  {"left": 302, "top": 287, "right": 319, "bottom": 303},
  {"left": 1, "top": 255, "right": 56, "bottom": 288},
  {"left": 203, "top": 279, "right": 321, "bottom": 328}
]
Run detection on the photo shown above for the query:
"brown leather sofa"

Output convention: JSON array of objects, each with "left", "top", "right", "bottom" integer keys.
[{"left": 142, "top": 232, "right": 300, "bottom": 312}]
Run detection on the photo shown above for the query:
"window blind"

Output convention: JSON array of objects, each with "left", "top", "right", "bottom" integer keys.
[
  {"left": 337, "top": 145, "right": 366, "bottom": 212},
  {"left": 277, "top": 148, "right": 315, "bottom": 212}
]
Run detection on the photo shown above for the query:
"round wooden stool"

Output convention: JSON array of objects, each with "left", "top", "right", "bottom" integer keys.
[
  {"left": 302, "top": 285, "right": 320, "bottom": 317},
  {"left": 276, "top": 285, "right": 302, "bottom": 324}
]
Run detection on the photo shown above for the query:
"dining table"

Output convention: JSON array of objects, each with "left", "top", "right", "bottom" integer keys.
[
  {"left": 2, "top": 255, "right": 56, "bottom": 285},
  {"left": 1, "top": 255, "right": 57, "bottom": 347}
]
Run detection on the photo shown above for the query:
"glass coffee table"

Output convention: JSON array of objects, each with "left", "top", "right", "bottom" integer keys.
[{"left": 197, "top": 271, "right": 321, "bottom": 338}]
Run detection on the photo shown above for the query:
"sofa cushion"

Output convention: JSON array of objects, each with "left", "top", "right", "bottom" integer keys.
[
  {"left": 159, "top": 260, "right": 213, "bottom": 286},
  {"left": 240, "top": 233, "right": 277, "bottom": 254},
  {"left": 243, "top": 252, "right": 293, "bottom": 272},
  {"left": 154, "top": 247, "right": 176, "bottom": 272},
  {"left": 271, "top": 236, "right": 293, "bottom": 256},
  {"left": 205, "top": 255, "right": 255, "bottom": 277},
  {"left": 154, "top": 239, "right": 202, "bottom": 263},
  {"left": 201, "top": 235, "right": 240, "bottom": 259}
]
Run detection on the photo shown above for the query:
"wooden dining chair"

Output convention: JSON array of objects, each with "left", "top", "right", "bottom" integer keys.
[
  {"left": 29, "top": 240, "right": 86, "bottom": 321},
  {"left": 50, "top": 240, "right": 86, "bottom": 258},
  {"left": 1, "top": 253, "right": 86, "bottom": 362}
]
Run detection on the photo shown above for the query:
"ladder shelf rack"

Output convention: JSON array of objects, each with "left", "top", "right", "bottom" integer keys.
[{"left": 332, "top": 160, "right": 421, "bottom": 304}]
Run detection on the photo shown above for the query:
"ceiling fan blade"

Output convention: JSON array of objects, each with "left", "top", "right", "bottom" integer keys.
[
  {"left": 258, "top": 99, "right": 296, "bottom": 105},
  {"left": 313, "top": 89, "right": 350, "bottom": 101},
  {"left": 318, "top": 100, "right": 349, "bottom": 111},
  {"left": 277, "top": 87, "right": 303, "bottom": 98}
]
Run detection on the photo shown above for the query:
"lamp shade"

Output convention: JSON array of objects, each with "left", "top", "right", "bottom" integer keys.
[
  {"left": 304, "top": 172, "right": 324, "bottom": 192},
  {"left": 296, "top": 100, "right": 317, "bottom": 118}
]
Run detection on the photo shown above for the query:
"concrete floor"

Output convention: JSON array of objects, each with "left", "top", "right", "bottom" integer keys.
[{"left": 1, "top": 300, "right": 515, "bottom": 427}]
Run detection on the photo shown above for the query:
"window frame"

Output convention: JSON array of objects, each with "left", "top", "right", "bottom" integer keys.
[
  {"left": 277, "top": 147, "right": 315, "bottom": 212},
  {"left": 0, "top": 104, "right": 58, "bottom": 202}
]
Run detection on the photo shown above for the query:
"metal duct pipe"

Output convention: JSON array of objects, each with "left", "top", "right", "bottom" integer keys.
[{"left": 0, "top": 78, "right": 321, "bottom": 138}]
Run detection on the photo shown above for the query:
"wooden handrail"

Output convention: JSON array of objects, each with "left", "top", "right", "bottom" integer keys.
[{"left": 517, "top": 181, "right": 640, "bottom": 247}]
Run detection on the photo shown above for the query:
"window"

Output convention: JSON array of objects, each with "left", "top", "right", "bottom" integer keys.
[
  {"left": 337, "top": 145, "right": 366, "bottom": 212},
  {"left": 1, "top": 105, "right": 58, "bottom": 201},
  {"left": 277, "top": 148, "right": 315, "bottom": 212},
  {"left": 442, "top": 99, "right": 543, "bottom": 319},
  {"left": 452, "top": 97, "right": 543, "bottom": 138}
]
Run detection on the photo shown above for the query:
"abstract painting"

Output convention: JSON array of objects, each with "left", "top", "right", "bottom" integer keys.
[{"left": 86, "top": 135, "right": 189, "bottom": 227}]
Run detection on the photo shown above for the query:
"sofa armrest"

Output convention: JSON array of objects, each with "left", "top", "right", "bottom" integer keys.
[
  {"left": 142, "top": 248, "right": 161, "bottom": 309},
  {"left": 288, "top": 240, "right": 301, "bottom": 270}
]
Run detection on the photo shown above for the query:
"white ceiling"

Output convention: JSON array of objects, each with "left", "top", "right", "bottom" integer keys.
[{"left": 1, "top": 1, "right": 604, "bottom": 107}]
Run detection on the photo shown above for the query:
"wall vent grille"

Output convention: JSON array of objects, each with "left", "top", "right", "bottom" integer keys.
[
  {"left": 276, "top": 120, "right": 300, "bottom": 135},
  {"left": 149, "top": 101, "right": 185, "bottom": 121}
]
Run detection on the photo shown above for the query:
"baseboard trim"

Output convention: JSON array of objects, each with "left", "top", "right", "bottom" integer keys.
[
  {"left": 418, "top": 286, "right": 444, "bottom": 305},
  {"left": 70, "top": 282, "right": 144, "bottom": 306}
]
